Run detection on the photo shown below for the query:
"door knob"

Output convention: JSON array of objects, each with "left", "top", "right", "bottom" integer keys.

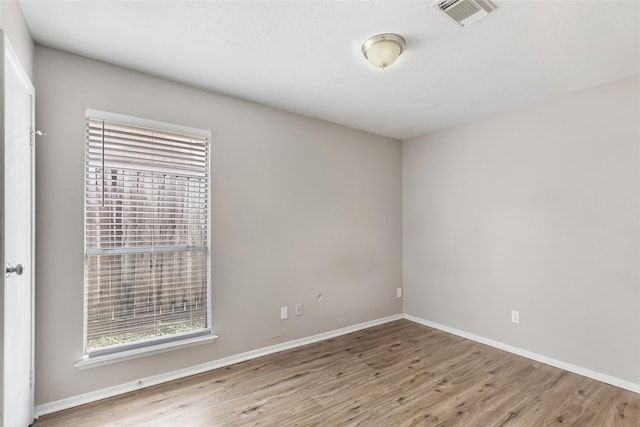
[{"left": 6, "top": 263, "right": 24, "bottom": 277}]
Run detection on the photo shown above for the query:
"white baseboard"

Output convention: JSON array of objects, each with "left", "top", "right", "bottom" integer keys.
[
  {"left": 404, "top": 313, "right": 640, "bottom": 394},
  {"left": 34, "top": 311, "right": 639, "bottom": 417},
  {"left": 35, "top": 313, "right": 404, "bottom": 417}
]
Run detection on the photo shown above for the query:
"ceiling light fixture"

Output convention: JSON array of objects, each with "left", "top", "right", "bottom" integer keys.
[{"left": 361, "top": 33, "right": 406, "bottom": 69}]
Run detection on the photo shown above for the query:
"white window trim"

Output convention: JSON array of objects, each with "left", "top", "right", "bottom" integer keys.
[
  {"left": 82, "top": 108, "right": 214, "bottom": 361},
  {"left": 75, "top": 333, "right": 218, "bottom": 370}
]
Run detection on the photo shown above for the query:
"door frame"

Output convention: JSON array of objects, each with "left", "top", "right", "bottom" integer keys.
[{"left": 0, "top": 30, "right": 36, "bottom": 425}]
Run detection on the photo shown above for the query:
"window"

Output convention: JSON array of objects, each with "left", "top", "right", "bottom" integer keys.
[{"left": 84, "top": 110, "right": 211, "bottom": 358}]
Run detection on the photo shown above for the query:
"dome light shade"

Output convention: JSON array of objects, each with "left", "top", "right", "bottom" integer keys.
[{"left": 361, "top": 34, "right": 406, "bottom": 69}]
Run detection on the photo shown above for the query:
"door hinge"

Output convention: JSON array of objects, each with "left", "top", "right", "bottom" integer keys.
[{"left": 30, "top": 369, "right": 34, "bottom": 387}]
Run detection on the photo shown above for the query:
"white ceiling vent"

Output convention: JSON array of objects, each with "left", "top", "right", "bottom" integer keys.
[{"left": 433, "top": 0, "right": 497, "bottom": 27}]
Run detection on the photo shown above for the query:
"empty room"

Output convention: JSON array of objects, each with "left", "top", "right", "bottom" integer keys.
[{"left": 0, "top": 0, "right": 639, "bottom": 425}]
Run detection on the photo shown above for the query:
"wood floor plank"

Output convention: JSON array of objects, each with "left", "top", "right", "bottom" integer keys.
[{"left": 33, "top": 320, "right": 640, "bottom": 426}]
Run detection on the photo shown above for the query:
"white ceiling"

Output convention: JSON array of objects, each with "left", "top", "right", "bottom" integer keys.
[{"left": 19, "top": 0, "right": 640, "bottom": 140}]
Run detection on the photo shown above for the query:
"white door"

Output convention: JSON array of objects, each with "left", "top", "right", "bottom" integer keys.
[{"left": 1, "top": 32, "right": 35, "bottom": 427}]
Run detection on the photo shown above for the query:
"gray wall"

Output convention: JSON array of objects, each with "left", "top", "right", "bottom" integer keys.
[
  {"left": 34, "top": 46, "right": 402, "bottom": 405},
  {"left": 0, "top": 0, "right": 33, "bottom": 78},
  {"left": 30, "top": 37, "right": 640, "bottom": 406},
  {"left": 403, "top": 76, "right": 640, "bottom": 385}
]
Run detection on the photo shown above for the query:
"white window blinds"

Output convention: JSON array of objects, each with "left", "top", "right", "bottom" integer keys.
[{"left": 85, "top": 112, "right": 211, "bottom": 357}]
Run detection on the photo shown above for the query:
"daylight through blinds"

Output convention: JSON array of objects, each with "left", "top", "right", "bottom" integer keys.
[{"left": 85, "top": 116, "right": 210, "bottom": 355}]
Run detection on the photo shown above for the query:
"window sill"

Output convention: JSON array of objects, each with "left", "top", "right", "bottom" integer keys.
[{"left": 75, "top": 333, "right": 218, "bottom": 370}]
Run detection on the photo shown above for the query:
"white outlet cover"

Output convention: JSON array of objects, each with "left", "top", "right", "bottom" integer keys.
[
  {"left": 281, "top": 307, "right": 288, "bottom": 320},
  {"left": 295, "top": 303, "right": 303, "bottom": 316},
  {"left": 511, "top": 310, "right": 520, "bottom": 323},
  {"left": 397, "top": 288, "right": 403, "bottom": 298}
]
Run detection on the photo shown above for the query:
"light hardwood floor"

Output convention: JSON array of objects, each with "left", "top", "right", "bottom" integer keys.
[{"left": 34, "top": 320, "right": 640, "bottom": 426}]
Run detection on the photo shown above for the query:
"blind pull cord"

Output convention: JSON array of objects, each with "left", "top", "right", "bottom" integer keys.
[{"left": 101, "top": 120, "right": 105, "bottom": 207}]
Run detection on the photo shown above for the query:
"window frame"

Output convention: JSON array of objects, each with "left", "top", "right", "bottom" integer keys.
[{"left": 81, "top": 109, "right": 214, "bottom": 364}]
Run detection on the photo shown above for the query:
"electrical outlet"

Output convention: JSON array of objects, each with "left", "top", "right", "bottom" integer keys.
[
  {"left": 295, "top": 303, "right": 303, "bottom": 316},
  {"left": 396, "top": 288, "right": 403, "bottom": 298},
  {"left": 281, "top": 307, "right": 288, "bottom": 320},
  {"left": 511, "top": 310, "right": 520, "bottom": 324}
]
